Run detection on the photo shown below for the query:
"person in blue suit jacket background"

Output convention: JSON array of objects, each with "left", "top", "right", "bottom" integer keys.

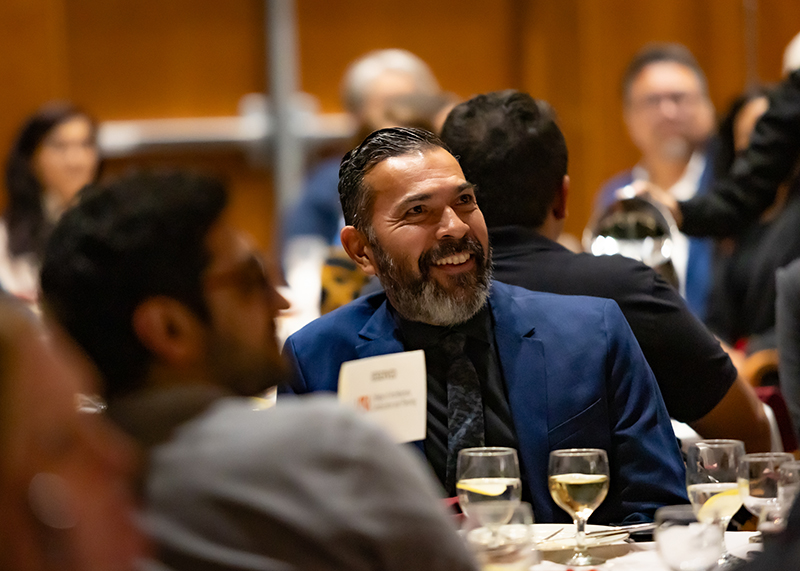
[{"left": 283, "top": 127, "right": 688, "bottom": 524}]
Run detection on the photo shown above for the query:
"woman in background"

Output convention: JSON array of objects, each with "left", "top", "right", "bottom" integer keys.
[{"left": 2, "top": 103, "right": 99, "bottom": 301}]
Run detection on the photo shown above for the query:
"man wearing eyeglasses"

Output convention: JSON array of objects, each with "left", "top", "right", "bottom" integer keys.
[
  {"left": 39, "top": 171, "right": 478, "bottom": 571},
  {"left": 594, "top": 43, "right": 716, "bottom": 320}
]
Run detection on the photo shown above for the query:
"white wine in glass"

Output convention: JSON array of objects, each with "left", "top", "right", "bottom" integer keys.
[
  {"left": 456, "top": 447, "right": 522, "bottom": 543},
  {"left": 548, "top": 448, "right": 610, "bottom": 566},
  {"left": 685, "top": 439, "right": 745, "bottom": 569}
]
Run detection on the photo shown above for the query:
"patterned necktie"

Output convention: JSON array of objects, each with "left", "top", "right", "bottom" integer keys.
[{"left": 440, "top": 330, "right": 485, "bottom": 494}]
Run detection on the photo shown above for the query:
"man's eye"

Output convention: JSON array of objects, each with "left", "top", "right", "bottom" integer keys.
[
  {"left": 457, "top": 194, "right": 475, "bottom": 205},
  {"left": 406, "top": 205, "right": 425, "bottom": 216}
]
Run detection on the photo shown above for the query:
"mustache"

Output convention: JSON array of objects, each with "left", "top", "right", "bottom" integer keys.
[{"left": 418, "top": 236, "right": 485, "bottom": 276}]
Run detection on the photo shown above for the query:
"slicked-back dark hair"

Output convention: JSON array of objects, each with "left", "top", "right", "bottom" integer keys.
[
  {"left": 338, "top": 127, "right": 449, "bottom": 234},
  {"left": 4, "top": 102, "right": 98, "bottom": 257},
  {"left": 441, "top": 90, "right": 568, "bottom": 229},
  {"left": 622, "top": 43, "right": 709, "bottom": 104},
  {"left": 40, "top": 171, "right": 227, "bottom": 399}
]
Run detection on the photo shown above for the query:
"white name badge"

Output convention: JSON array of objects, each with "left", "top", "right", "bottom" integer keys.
[{"left": 338, "top": 350, "right": 427, "bottom": 443}]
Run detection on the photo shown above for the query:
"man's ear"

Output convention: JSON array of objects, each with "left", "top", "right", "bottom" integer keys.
[
  {"left": 340, "top": 225, "right": 377, "bottom": 276},
  {"left": 552, "top": 175, "right": 569, "bottom": 220},
  {"left": 132, "top": 297, "right": 206, "bottom": 366}
]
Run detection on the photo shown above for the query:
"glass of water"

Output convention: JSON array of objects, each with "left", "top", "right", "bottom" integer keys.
[
  {"left": 738, "top": 452, "right": 795, "bottom": 519},
  {"left": 456, "top": 447, "right": 522, "bottom": 546},
  {"left": 656, "top": 505, "right": 723, "bottom": 571}
]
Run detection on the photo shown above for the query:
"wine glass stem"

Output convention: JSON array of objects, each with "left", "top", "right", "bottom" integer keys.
[{"left": 575, "top": 515, "right": 588, "bottom": 558}]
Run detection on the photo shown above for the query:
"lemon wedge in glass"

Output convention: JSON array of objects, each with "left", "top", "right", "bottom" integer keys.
[
  {"left": 697, "top": 488, "right": 742, "bottom": 523},
  {"left": 456, "top": 478, "right": 509, "bottom": 496}
]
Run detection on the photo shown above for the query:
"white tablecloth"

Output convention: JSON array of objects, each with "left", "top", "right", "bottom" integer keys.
[{"left": 531, "top": 532, "right": 760, "bottom": 570}]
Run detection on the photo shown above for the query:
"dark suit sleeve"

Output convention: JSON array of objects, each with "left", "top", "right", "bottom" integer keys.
[
  {"left": 281, "top": 336, "right": 309, "bottom": 394},
  {"left": 777, "top": 259, "right": 800, "bottom": 444},
  {"left": 680, "top": 69, "right": 800, "bottom": 237},
  {"left": 601, "top": 300, "right": 689, "bottom": 523}
]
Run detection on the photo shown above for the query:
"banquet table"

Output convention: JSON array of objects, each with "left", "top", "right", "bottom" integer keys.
[{"left": 529, "top": 531, "right": 761, "bottom": 570}]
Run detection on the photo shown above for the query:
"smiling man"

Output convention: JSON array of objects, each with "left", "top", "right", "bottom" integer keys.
[{"left": 284, "top": 127, "right": 689, "bottom": 524}]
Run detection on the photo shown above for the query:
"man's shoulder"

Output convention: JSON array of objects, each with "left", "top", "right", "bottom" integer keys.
[
  {"left": 490, "top": 280, "right": 620, "bottom": 319},
  {"left": 288, "top": 292, "right": 387, "bottom": 342},
  {"left": 154, "top": 395, "right": 384, "bottom": 465},
  {"left": 494, "top": 245, "right": 658, "bottom": 301}
]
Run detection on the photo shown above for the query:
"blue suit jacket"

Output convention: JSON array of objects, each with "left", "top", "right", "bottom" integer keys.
[{"left": 284, "top": 281, "right": 688, "bottom": 524}]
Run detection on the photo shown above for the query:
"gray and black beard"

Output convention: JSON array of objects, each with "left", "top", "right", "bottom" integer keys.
[{"left": 370, "top": 235, "right": 492, "bottom": 326}]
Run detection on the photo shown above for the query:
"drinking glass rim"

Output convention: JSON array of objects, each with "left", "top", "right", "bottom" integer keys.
[
  {"left": 690, "top": 439, "right": 745, "bottom": 448},
  {"left": 459, "top": 446, "right": 518, "bottom": 457},
  {"left": 740, "top": 452, "right": 795, "bottom": 461},
  {"left": 549, "top": 448, "right": 608, "bottom": 457}
]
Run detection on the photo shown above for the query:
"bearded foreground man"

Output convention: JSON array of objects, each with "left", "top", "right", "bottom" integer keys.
[{"left": 283, "top": 127, "right": 688, "bottom": 524}]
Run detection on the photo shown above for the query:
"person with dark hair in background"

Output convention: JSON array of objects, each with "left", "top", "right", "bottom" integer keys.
[
  {"left": 40, "top": 170, "right": 478, "bottom": 571},
  {"left": 641, "top": 70, "right": 800, "bottom": 240},
  {"left": 284, "top": 127, "right": 689, "bottom": 524},
  {"left": 596, "top": 43, "right": 716, "bottom": 319},
  {"left": 701, "top": 86, "right": 800, "bottom": 352},
  {"left": 0, "top": 295, "right": 148, "bottom": 571},
  {"left": 1, "top": 102, "right": 99, "bottom": 302},
  {"left": 439, "top": 90, "right": 770, "bottom": 453}
]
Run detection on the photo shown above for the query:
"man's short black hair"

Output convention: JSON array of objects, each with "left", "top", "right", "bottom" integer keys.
[
  {"left": 440, "top": 90, "right": 568, "bottom": 229},
  {"left": 622, "top": 43, "right": 709, "bottom": 104},
  {"left": 40, "top": 171, "right": 227, "bottom": 399},
  {"left": 338, "top": 127, "right": 449, "bottom": 234}
]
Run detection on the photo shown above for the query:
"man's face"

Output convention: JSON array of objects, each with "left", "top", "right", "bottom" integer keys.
[
  {"left": 360, "top": 147, "right": 491, "bottom": 326},
  {"left": 624, "top": 61, "right": 715, "bottom": 161},
  {"left": 202, "top": 221, "right": 289, "bottom": 396},
  {"left": 0, "top": 323, "right": 147, "bottom": 571}
]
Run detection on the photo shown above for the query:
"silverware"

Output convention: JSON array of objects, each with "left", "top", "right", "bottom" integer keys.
[
  {"left": 539, "top": 522, "right": 656, "bottom": 542},
  {"left": 586, "top": 522, "right": 656, "bottom": 538}
]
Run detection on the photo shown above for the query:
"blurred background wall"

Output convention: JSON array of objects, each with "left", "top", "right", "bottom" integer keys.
[{"left": 1, "top": 0, "right": 799, "bottom": 258}]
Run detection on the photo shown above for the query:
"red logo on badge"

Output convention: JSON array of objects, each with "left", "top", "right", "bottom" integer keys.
[{"left": 356, "top": 395, "right": 371, "bottom": 411}]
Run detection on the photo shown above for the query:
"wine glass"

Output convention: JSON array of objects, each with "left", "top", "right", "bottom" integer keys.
[
  {"left": 738, "top": 452, "right": 794, "bottom": 520},
  {"left": 456, "top": 447, "right": 522, "bottom": 545},
  {"left": 548, "top": 448, "right": 610, "bottom": 566},
  {"left": 462, "top": 502, "right": 537, "bottom": 570},
  {"left": 655, "top": 504, "right": 724, "bottom": 571},
  {"left": 685, "top": 439, "right": 745, "bottom": 567}
]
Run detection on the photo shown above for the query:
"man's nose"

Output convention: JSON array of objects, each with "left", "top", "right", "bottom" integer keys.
[
  {"left": 658, "top": 96, "right": 680, "bottom": 118},
  {"left": 435, "top": 206, "right": 470, "bottom": 240}
]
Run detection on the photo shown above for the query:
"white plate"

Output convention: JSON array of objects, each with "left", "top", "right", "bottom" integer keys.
[{"left": 532, "top": 523, "right": 629, "bottom": 550}]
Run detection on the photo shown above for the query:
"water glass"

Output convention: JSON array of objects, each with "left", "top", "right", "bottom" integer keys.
[
  {"left": 463, "top": 502, "right": 538, "bottom": 570},
  {"left": 738, "top": 452, "right": 795, "bottom": 519},
  {"left": 456, "top": 447, "right": 522, "bottom": 544},
  {"left": 656, "top": 505, "right": 723, "bottom": 571}
]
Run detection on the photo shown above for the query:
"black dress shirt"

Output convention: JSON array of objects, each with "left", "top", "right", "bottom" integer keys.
[{"left": 392, "top": 304, "right": 531, "bottom": 501}]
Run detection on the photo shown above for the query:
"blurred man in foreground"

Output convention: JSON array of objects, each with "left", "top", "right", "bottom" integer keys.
[
  {"left": 0, "top": 295, "right": 148, "bottom": 571},
  {"left": 40, "top": 171, "right": 477, "bottom": 571},
  {"left": 284, "top": 127, "right": 688, "bottom": 524},
  {"left": 440, "top": 90, "right": 770, "bottom": 453}
]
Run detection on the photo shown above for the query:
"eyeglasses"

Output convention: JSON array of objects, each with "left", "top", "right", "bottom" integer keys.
[
  {"left": 630, "top": 91, "right": 703, "bottom": 112},
  {"left": 205, "top": 254, "right": 273, "bottom": 297}
]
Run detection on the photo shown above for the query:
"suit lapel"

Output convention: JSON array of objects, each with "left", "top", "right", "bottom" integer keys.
[
  {"left": 490, "top": 284, "right": 554, "bottom": 521},
  {"left": 354, "top": 298, "right": 406, "bottom": 358}
]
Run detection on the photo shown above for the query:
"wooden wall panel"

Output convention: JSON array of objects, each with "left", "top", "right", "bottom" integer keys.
[
  {"left": 296, "top": 0, "right": 516, "bottom": 110},
  {"left": 0, "top": 0, "right": 798, "bottom": 248},
  {"left": 64, "top": 0, "right": 266, "bottom": 119},
  {"left": 0, "top": 0, "right": 70, "bottom": 184}
]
